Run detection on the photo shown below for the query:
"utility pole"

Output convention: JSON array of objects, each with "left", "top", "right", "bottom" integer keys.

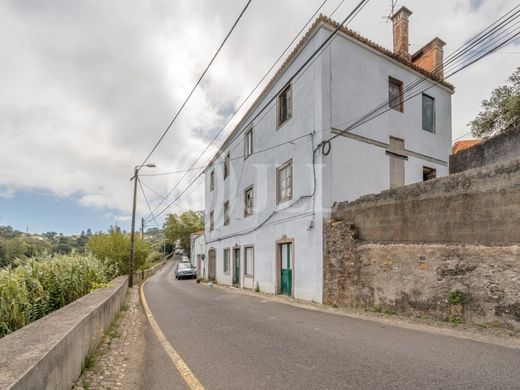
[
  {"left": 129, "top": 163, "right": 156, "bottom": 288},
  {"left": 141, "top": 218, "right": 144, "bottom": 239}
]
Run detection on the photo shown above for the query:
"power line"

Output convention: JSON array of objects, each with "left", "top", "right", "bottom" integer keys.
[
  {"left": 138, "top": 0, "right": 253, "bottom": 167},
  {"left": 328, "top": 9, "right": 520, "bottom": 144},
  {"left": 144, "top": 131, "right": 316, "bottom": 223},
  {"left": 143, "top": 0, "right": 331, "bottom": 219},
  {"left": 146, "top": 0, "right": 375, "bottom": 220},
  {"left": 154, "top": 5, "right": 520, "bottom": 220},
  {"left": 137, "top": 178, "right": 160, "bottom": 228},
  {"left": 330, "top": 4, "right": 520, "bottom": 135}
]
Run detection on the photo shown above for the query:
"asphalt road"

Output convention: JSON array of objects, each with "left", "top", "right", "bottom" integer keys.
[{"left": 143, "top": 261, "right": 520, "bottom": 390}]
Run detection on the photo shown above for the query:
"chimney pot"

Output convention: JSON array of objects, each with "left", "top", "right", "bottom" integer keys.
[{"left": 391, "top": 6, "right": 413, "bottom": 61}]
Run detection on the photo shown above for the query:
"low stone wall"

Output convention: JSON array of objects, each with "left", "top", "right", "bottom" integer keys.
[
  {"left": 450, "top": 127, "right": 520, "bottom": 174},
  {"left": 0, "top": 259, "right": 167, "bottom": 390},
  {"left": 323, "top": 221, "right": 520, "bottom": 328},
  {"left": 333, "top": 158, "right": 520, "bottom": 244},
  {"left": 133, "top": 259, "right": 166, "bottom": 283},
  {"left": 0, "top": 276, "right": 128, "bottom": 390}
]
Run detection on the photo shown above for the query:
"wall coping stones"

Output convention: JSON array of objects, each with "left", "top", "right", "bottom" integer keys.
[{"left": 0, "top": 275, "right": 128, "bottom": 390}]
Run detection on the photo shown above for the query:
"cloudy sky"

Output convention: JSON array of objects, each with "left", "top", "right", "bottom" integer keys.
[{"left": 0, "top": 0, "right": 518, "bottom": 234}]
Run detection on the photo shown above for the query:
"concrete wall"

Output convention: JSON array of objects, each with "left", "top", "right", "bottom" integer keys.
[
  {"left": 0, "top": 276, "right": 128, "bottom": 390},
  {"left": 333, "top": 158, "right": 520, "bottom": 244},
  {"left": 323, "top": 221, "right": 520, "bottom": 328},
  {"left": 450, "top": 127, "right": 520, "bottom": 174},
  {"left": 133, "top": 259, "right": 166, "bottom": 283}
]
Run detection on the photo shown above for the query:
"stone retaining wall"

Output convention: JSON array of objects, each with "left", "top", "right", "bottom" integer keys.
[
  {"left": 323, "top": 221, "right": 520, "bottom": 328},
  {"left": 325, "top": 157, "right": 520, "bottom": 328},
  {"left": 450, "top": 127, "right": 520, "bottom": 174}
]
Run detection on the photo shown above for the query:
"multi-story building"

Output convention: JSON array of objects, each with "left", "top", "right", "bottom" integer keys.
[{"left": 203, "top": 7, "right": 453, "bottom": 302}]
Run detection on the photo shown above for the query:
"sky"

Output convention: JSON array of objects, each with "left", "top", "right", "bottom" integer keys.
[{"left": 0, "top": 0, "right": 518, "bottom": 234}]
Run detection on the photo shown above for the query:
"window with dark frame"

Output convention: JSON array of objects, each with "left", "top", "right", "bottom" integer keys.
[
  {"left": 276, "top": 160, "right": 293, "bottom": 204},
  {"left": 422, "top": 94, "right": 436, "bottom": 133},
  {"left": 423, "top": 166, "right": 437, "bottom": 181},
  {"left": 277, "top": 84, "right": 292, "bottom": 127},
  {"left": 388, "top": 77, "right": 403, "bottom": 112},
  {"left": 244, "top": 128, "right": 253, "bottom": 158},
  {"left": 209, "top": 210, "right": 214, "bottom": 231},
  {"left": 210, "top": 170, "right": 215, "bottom": 191},
  {"left": 223, "top": 248, "right": 230, "bottom": 274},
  {"left": 223, "top": 201, "right": 230, "bottom": 226},
  {"left": 244, "top": 246, "right": 254, "bottom": 276},
  {"left": 224, "top": 153, "right": 230, "bottom": 179},
  {"left": 244, "top": 186, "right": 254, "bottom": 217}
]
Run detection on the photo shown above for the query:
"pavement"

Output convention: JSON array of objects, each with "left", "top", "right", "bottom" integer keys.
[
  {"left": 142, "top": 260, "right": 520, "bottom": 390},
  {"left": 73, "top": 287, "right": 145, "bottom": 390}
]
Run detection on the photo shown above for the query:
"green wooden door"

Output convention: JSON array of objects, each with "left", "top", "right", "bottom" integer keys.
[
  {"left": 233, "top": 248, "right": 240, "bottom": 285},
  {"left": 280, "top": 243, "right": 292, "bottom": 296}
]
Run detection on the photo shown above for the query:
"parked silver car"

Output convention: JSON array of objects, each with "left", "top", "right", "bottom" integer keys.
[{"left": 175, "top": 263, "right": 197, "bottom": 279}]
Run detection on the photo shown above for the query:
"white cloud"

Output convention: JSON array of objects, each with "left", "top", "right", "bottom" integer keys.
[{"left": 0, "top": 0, "right": 518, "bottom": 227}]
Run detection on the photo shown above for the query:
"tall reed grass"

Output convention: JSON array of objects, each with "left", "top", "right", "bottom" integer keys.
[{"left": 0, "top": 254, "right": 117, "bottom": 338}]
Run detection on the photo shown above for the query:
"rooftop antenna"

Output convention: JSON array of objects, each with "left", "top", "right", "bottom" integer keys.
[{"left": 380, "top": 0, "right": 398, "bottom": 23}]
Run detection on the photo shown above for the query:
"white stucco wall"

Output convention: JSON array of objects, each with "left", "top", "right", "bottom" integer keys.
[
  {"left": 204, "top": 28, "right": 331, "bottom": 303},
  {"left": 202, "top": 22, "right": 453, "bottom": 303},
  {"left": 325, "top": 29, "right": 452, "bottom": 203},
  {"left": 191, "top": 234, "right": 206, "bottom": 279}
]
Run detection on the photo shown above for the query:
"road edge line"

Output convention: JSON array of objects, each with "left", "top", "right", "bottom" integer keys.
[{"left": 140, "top": 274, "right": 205, "bottom": 390}]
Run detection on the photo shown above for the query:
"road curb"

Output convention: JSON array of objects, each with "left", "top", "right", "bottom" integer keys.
[{"left": 140, "top": 265, "right": 205, "bottom": 390}]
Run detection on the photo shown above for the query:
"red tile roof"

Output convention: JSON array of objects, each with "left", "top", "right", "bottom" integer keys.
[{"left": 452, "top": 139, "right": 482, "bottom": 154}]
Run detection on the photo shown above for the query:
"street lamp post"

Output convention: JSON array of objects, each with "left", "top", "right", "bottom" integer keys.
[{"left": 129, "top": 163, "right": 156, "bottom": 287}]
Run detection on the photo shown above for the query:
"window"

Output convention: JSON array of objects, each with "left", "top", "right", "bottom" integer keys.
[
  {"left": 223, "top": 201, "right": 230, "bottom": 226},
  {"left": 244, "top": 246, "right": 254, "bottom": 276},
  {"left": 209, "top": 210, "right": 214, "bottom": 231},
  {"left": 423, "top": 166, "right": 437, "bottom": 181},
  {"left": 223, "top": 249, "right": 230, "bottom": 274},
  {"left": 276, "top": 160, "right": 293, "bottom": 204},
  {"left": 388, "top": 77, "right": 403, "bottom": 112},
  {"left": 422, "top": 94, "right": 435, "bottom": 133},
  {"left": 244, "top": 128, "right": 253, "bottom": 159},
  {"left": 210, "top": 170, "right": 215, "bottom": 191},
  {"left": 277, "top": 84, "right": 292, "bottom": 127},
  {"left": 224, "top": 153, "right": 230, "bottom": 179},
  {"left": 244, "top": 186, "right": 254, "bottom": 217}
]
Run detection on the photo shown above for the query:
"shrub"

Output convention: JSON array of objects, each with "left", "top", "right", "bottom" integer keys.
[
  {"left": 0, "top": 254, "right": 115, "bottom": 338},
  {"left": 142, "top": 251, "right": 163, "bottom": 270},
  {"left": 87, "top": 231, "right": 150, "bottom": 275}
]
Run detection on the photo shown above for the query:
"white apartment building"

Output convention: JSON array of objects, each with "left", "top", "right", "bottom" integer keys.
[{"left": 203, "top": 7, "right": 453, "bottom": 302}]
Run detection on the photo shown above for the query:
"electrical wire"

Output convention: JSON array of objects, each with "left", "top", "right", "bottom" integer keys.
[
  {"left": 138, "top": 0, "right": 253, "bottom": 167},
  {"left": 138, "top": 178, "right": 160, "bottom": 228},
  {"left": 143, "top": 0, "right": 332, "bottom": 220},
  {"left": 149, "top": 3, "right": 519, "bottom": 223}
]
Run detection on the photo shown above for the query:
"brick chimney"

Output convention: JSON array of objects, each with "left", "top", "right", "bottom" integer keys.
[
  {"left": 412, "top": 37, "right": 446, "bottom": 79},
  {"left": 390, "top": 6, "right": 413, "bottom": 62}
]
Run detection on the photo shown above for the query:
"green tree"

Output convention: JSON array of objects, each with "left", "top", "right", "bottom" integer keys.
[
  {"left": 163, "top": 211, "right": 204, "bottom": 257},
  {"left": 87, "top": 230, "right": 150, "bottom": 275},
  {"left": 469, "top": 66, "right": 520, "bottom": 138}
]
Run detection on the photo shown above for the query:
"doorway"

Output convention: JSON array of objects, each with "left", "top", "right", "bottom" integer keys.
[
  {"left": 208, "top": 249, "right": 216, "bottom": 281},
  {"left": 233, "top": 247, "right": 240, "bottom": 286},
  {"left": 278, "top": 242, "right": 293, "bottom": 296}
]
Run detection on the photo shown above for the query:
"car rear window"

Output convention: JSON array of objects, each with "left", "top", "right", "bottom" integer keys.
[{"left": 178, "top": 263, "right": 191, "bottom": 269}]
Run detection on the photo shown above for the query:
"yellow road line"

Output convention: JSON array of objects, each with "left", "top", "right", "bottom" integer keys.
[{"left": 140, "top": 277, "right": 205, "bottom": 390}]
